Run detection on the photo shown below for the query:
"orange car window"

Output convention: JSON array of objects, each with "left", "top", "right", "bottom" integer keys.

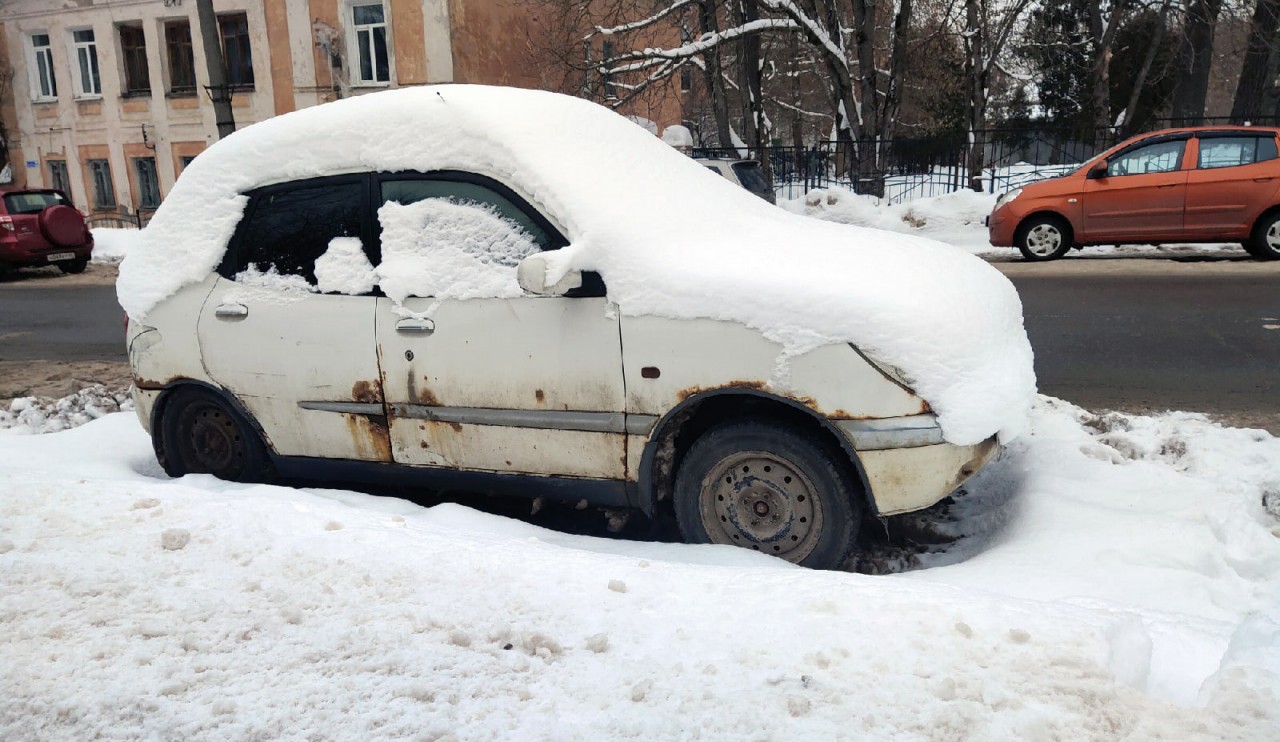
[
  {"left": 1110, "top": 139, "right": 1184, "bottom": 176},
  {"left": 1197, "top": 136, "right": 1278, "bottom": 170}
]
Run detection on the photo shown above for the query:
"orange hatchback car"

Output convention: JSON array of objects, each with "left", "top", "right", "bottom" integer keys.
[{"left": 988, "top": 126, "right": 1280, "bottom": 261}]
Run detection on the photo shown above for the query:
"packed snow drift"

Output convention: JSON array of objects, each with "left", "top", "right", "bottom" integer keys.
[
  {"left": 117, "top": 85, "right": 1034, "bottom": 445},
  {"left": 1, "top": 400, "right": 1277, "bottom": 739}
]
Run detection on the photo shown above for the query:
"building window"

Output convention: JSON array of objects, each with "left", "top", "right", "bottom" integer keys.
[
  {"left": 134, "top": 157, "right": 160, "bottom": 208},
  {"left": 119, "top": 24, "right": 150, "bottom": 95},
  {"left": 351, "top": 4, "right": 389, "bottom": 85},
  {"left": 29, "top": 34, "right": 57, "bottom": 100},
  {"left": 48, "top": 160, "right": 71, "bottom": 196},
  {"left": 180, "top": 155, "right": 198, "bottom": 171},
  {"left": 218, "top": 13, "right": 254, "bottom": 89},
  {"left": 165, "top": 20, "right": 196, "bottom": 94},
  {"left": 89, "top": 159, "right": 116, "bottom": 209},
  {"left": 71, "top": 29, "right": 101, "bottom": 97}
]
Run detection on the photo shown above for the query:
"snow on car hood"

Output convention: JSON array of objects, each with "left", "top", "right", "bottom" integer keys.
[{"left": 118, "top": 85, "right": 1035, "bottom": 445}]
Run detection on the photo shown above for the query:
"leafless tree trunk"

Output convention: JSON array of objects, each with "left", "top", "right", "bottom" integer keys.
[
  {"left": 1170, "top": 0, "right": 1223, "bottom": 124},
  {"left": 1089, "top": 0, "right": 1130, "bottom": 135},
  {"left": 1231, "top": 0, "right": 1280, "bottom": 121},
  {"left": 1120, "top": 0, "right": 1175, "bottom": 136},
  {"left": 699, "top": 1, "right": 735, "bottom": 147},
  {"left": 961, "top": 0, "right": 1028, "bottom": 192}
]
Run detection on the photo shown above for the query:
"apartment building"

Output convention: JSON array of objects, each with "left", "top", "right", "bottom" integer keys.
[{"left": 0, "top": 0, "right": 680, "bottom": 217}]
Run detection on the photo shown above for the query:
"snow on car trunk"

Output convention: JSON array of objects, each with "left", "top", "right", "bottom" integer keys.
[
  {"left": 118, "top": 85, "right": 1035, "bottom": 445},
  {"left": 1, "top": 401, "right": 1277, "bottom": 738}
]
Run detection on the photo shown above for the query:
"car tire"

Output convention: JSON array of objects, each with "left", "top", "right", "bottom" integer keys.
[
  {"left": 57, "top": 257, "right": 88, "bottom": 275},
  {"left": 673, "top": 419, "right": 861, "bottom": 570},
  {"left": 160, "top": 387, "right": 273, "bottom": 483},
  {"left": 1015, "top": 215, "right": 1073, "bottom": 261},
  {"left": 1247, "top": 212, "right": 1280, "bottom": 260}
]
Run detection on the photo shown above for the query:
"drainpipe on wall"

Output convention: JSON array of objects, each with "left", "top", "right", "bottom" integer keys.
[{"left": 196, "top": 0, "right": 235, "bottom": 139}]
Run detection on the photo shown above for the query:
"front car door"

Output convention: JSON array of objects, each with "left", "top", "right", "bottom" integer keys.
[
  {"left": 196, "top": 175, "right": 392, "bottom": 462},
  {"left": 1082, "top": 135, "right": 1190, "bottom": 242},
  {"left": 1184, "top": 132, "right": 1280, "bottom": 237},
  {"left": 371, "top": 172, "right": 628, "bottom": 480}
]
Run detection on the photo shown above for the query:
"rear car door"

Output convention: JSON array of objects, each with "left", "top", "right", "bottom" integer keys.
[
  {"left": 196, "top": 174, "right": 392, "bottom": 462},
  {"left": 371, "top": 172, "right": 627, "bottom": 479},
  {"left": 1082, "top": 136, "right": 1190, "bottom": 242},
  {"left": 1184, "top": 133, "right": 1280, "bottom": 237}
]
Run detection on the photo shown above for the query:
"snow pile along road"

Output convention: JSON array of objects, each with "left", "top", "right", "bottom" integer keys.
[
  {"left": 1, "top": 399, "right": 1277, "bottom": 740},
  {"left": 780, "top": 188, "right": 999, "bottom": 253},
  {"left": 90, "top": 228, "right": 143, "bottom": 263}
]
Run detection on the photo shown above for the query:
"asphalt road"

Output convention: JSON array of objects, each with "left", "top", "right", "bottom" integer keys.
[{"left": 2, "top": 259, "right": 1278, "bottom": 430}]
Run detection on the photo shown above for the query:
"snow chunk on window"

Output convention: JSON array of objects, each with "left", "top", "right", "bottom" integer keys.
[
  {"left": 234, "top": 265, "right": 317, "bottom": 294},
  {"left": 314, "top": 236, "right": 376, "bottom": 295},
  {"left": 375, "top": 198, "right": 540, "bottom": 303}
]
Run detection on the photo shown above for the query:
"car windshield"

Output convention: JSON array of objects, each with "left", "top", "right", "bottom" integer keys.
[
  {"left": 731, "top": 162, "right": 771, "bottom": 195},
  {"left": 4, "top": 191, "right": 67, "bottom": 215}
]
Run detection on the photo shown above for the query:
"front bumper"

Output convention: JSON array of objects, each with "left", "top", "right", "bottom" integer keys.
[
  {"left": 986, "top": 210, "right": 1016, "bottom": 247},
  {"left": 834, "top": 415, "right": 999, "bottom": 516}
]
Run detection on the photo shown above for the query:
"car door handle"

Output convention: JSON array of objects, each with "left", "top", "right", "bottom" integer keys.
[
  {"left": 214, "top": 303, "right": 248, "bottom": 319},
  {"left": 1254, "top": 177, "right": 1273, "bottom": 182},
  {"left": 395, "top": 317, "right": 435, "bottom": 335},
  {"left": 1156, "top": 184, "right": 1178, "bottom": 188}
]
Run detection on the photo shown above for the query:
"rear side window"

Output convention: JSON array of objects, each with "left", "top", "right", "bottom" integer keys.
[
  {"left": 234, "top": 181, "right": 365, "bottom": 285},
  {"left": 1197, "top": 136, "right": 1280, "bottom": 169},
  {"left": 2, "top": 191, "right": 68, "bottom": 214}
]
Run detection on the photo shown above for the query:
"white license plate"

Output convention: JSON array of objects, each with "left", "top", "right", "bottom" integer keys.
[{"left": 46, "top": 252, "right": 75, "bottom": 262}]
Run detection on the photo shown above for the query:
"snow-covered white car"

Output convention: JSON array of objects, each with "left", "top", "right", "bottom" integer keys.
[{"left": 119, "top": 86, "right": 1035, "bottom": 570}]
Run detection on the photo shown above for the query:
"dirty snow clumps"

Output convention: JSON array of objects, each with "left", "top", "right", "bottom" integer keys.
[
  {"left": 118, "top": 85, "right": 1035, "bottom": 445},
  {"left": 0, "top": 385, "right": 134, "bottom": 434}
]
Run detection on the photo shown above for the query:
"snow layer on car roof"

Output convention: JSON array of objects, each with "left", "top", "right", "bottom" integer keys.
[{"left": 117, "top": 85, "right": 1035, "bottom": 445}]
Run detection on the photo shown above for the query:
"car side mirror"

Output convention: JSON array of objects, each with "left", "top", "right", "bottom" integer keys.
[
  {"left": 1088, "top": 160, "right": 1109, "bottom": 180},
  {"left": 517, "top": 253, "right": 582, "bottom": 296}
]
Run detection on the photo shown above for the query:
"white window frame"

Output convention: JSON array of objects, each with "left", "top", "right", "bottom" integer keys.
[
  {"left": 347, "top": 2, "right": 391, "bottom": 86},
  {"left": 69, "top": 27, "right": 102, "bottom": 99},
  {"left": 27, "top": 32, "right": 58, "bottom": 101}
]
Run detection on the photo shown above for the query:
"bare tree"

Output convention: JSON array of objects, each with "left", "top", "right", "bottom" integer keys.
[
  {"left": 960, "top": 0, "right": 1032, "bottom": 191},
  {"left": 1170, "top": 0, "right": 1224, "bottom": 123},
  {"left": 1231, "top": 0, "right": 1280, "bottom": 120},
  {"left": 1118, "top": 0, "right": 1178, "bottom": 135},
  {"left": 1088, "top": 0, "right": 1134, "bottom": 133}
]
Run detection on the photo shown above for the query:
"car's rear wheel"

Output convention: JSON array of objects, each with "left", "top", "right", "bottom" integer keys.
[
  {"left": 57, "top": 257, "right": 88, "bottom": 274},
  {"left": 160, "top": 388, "right": 272, "bottom": 482},
  {"left": 1247, "top": 212, "right": 1280, "bottom": 260},
  {"left": 673, "top": 420, "right": 861, "bottom": 570},
  {"left": 1016, "top": 215, "right": 1073, "bottom": 261}
]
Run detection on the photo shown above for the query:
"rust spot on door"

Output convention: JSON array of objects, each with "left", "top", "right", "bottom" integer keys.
[
  {"left": 343, "top": 413, "right": 392, "bottom": 462},
  {"left": 535, "top": 389, "right": 545, "bottom": 405},
  {"left": 352, "top": 379, "right": 382, "bottom": 404}
]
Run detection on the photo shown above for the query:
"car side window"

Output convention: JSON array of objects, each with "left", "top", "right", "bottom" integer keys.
[
  {"left": 380, "top": 178, "right": 557, "bottom": 251},
  {"left": 1109, "top": 140, "right": 1185, "bottom": 176},
  {"left": 1197, "top": 136, "right": 1279, "bottom": 170},
  {"left": 233, "top": 180, "right": 366, "bottom": 287}
]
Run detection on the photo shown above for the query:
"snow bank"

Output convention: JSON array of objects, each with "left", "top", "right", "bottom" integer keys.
[
  {"left": 90, "top": 227, "right": 143, "bottom": 263},
  {"left": 0, "top": 403, "right": 1276, "bottom": 739},
  {"left": 780, "top": 188, "right": 999, "bottom": 253},
  {"left": 0, "top": 385, "right": 133, "bottom": 434},
  {"left": 117, "top": 86, "right": 1033, "bottom": 445}
]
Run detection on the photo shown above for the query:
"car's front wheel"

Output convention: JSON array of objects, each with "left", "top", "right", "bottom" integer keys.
[
  {"left": 1016, "top": 215, "right": 1073, "bottom": 261},
  {"left": 1247, "top": 212, "right": 1280, "bottom": 260},
  {"left": 160, "top": 387, "right": 273, "bottom": 482},
  {"left": 673, "top": 420, "right": 861, "bottom": 570}
]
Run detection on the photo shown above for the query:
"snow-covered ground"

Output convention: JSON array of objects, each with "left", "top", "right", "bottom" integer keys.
[
  {"left": 779, "top": 188, "right": 1247, "bottom": 260},
  {"left": 2, "top": 398, "right": 1277, "bottom": 739}
]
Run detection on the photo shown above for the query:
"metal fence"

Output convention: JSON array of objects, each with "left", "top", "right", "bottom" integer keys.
[{"left": 696, "top": 115, "right": 1280, "bottom": 204}]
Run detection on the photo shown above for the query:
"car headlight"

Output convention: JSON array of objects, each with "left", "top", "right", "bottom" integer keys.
[{"left": 995, "top": 187, "right": 1022, "bottom": 208}]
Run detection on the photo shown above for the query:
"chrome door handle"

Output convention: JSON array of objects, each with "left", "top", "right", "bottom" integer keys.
[
  {"left": 214, "top": 303, "right": 248, "bottom": 319},
  {"left": 395, "top": 317, "right": 435, "bottom": 334}
]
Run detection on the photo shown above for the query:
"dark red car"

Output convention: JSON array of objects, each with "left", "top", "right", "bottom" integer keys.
[{"left": 0, "top": 189, "right": 94, "bottom": 274}]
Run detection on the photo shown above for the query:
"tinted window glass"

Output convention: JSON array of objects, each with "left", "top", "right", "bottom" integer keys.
[
  {"left": 1110, "top": 139, "right": 1184, "bottom": 176},
  {"left": 732, "top": 162, "right": 771, "bottom": 195},
  {"left": 238, "top": 182, "right": 364, "bottom": 284},
  {"left": 1199, "top": 137, "right": 1256, "bottom": 169},
  {"left": 3, "top": 192, "right": 67, "bottom": 214},
  {"left": 380, "top": 178, "right": 556, "bottom": 250}
]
